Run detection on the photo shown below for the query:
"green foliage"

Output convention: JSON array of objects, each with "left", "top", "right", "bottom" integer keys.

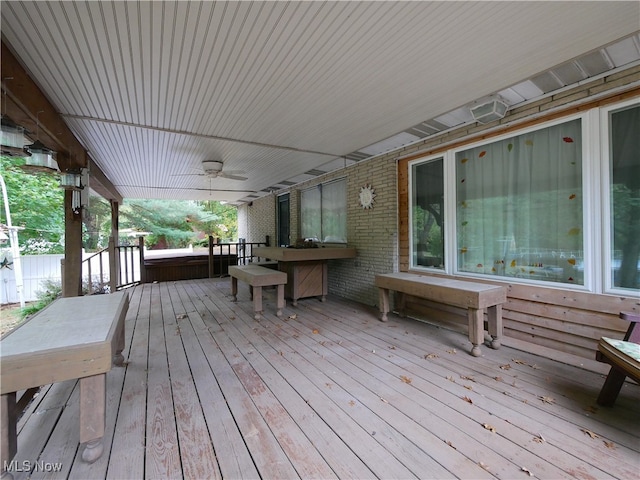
[
  {"left": 1, "top": 156, "right": 239, "bottom": 253},
  {"left": 20, "top": 278, "right": 62, "bottom": 319},
  {"left": 0, "top": 156, "right": 64, "bottom": 253}
]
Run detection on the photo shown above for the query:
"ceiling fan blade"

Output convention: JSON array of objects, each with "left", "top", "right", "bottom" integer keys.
[
  {"left": 219, "top": 173, "right": 248, "bottom": 181},
  {"left": 171, "top": 173, "right": 206, "bottom": 177}
]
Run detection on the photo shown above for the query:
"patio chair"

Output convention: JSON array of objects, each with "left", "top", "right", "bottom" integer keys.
[{"left": 595, "top": 311, "right": 640, "bottom": 406}]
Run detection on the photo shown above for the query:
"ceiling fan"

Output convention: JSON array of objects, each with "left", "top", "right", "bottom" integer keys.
[{"left": 174, "top": 160, "right": 248, "bottom": 181}]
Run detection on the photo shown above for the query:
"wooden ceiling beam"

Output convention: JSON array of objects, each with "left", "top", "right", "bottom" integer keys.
[
  {"left": 2, "top": 41, "right": 123, "bottom": 201},
  {"left": 1, "top": 41, "right": 85, "bottom": 171}
]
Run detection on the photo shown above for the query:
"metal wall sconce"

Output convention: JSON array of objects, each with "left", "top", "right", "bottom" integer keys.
[{"left": 59, "top": 171, "right": 83, "bottom": 190}]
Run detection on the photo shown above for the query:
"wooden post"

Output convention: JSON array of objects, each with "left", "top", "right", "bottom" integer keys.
[
  {"left": 208, "top": 235, "right": 214, "bottom": 278},
  {"left": 63, "top": 189, "right": 83, "bottom": 297},
  {"left": 138, "top": 236, "right": 145, "bottom": 284},
  {"left": 1, "top": 393, "right": 17, "bottom": 480},
  {"left": 108, "top": 236, "right": 117, "bottom": 292}
]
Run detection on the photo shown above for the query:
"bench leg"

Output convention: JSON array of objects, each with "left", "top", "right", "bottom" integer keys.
[
  {"left": 597, "top": 366, "right": 627, "bottom": 407},
  {"left": 468, "top": 308, "right": 484, "bottom": 357},
  {"left": 231, "top": 277, "right": 238, "bottom": 302},
  {"left": 80, "top": 373, "right": 106, "bottom": 463},
  {"left": 1, "top": 393, "right": 17, "bottom": 480},
  {"left": 114, "top": 317, "right": 126, "bottom": 367},
  {"left": 397, "top": 292, "right": 407, "bottom": 317},
  {"left": 378, "top": 287, "right": 390, "bottom": 322},
  {"left": 253, "top": 285, "right": 263, "bottom": 320},
  {"left": 276, "top": 284, "right": 285, "bottom": 317},
  {"left": 487, "top": 304, "right": 502, "bottom": 349}
]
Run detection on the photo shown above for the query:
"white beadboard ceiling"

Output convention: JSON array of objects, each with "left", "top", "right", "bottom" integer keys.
[{"left": 2, "top": 1, "right": 639, "bottom": 204}]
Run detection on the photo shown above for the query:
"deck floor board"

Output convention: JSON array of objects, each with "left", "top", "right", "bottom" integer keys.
[{"left": 8, "top": 278, "right": 639, "bottom": 479}]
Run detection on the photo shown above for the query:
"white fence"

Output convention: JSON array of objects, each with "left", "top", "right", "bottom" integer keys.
[
  {"left": 0, "top": 246, "right": 198, "bottom": 304},
  {"left": 1, "top": 253, "right": 64, "bottom": 304}
]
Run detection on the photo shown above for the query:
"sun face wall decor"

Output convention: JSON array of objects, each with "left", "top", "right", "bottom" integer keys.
[{"left": 359, "top": 184, "right": 376, "bottom": 209}]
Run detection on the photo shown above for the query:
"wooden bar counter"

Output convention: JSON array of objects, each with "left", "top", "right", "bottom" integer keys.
[{"left": 253, "top": 246, "right": 357, "bottom": 305}]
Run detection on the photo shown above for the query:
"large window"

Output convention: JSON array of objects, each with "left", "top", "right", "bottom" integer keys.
[
  {"left": 412, "top": 158, "right": 444, "bottom": 268},
  {"left": 456, "top": 119, "right": 583, "bottom": 284},
  {"left": 608, "top": 104, "right": 640, "bottom": 290},
  {"left": 410, "top": 100, "right": 640, "bottom": 294},
  {"left": 301, "top": 178, "right": 347, "bottom": 243}
]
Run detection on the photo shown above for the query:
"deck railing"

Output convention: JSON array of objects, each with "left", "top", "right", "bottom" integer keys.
[
  {"left": 80, "top": 236, "right": 270, "bottom": 292},
  {"left": 81, "top": 237, "right": 144, "bottom": 293}
]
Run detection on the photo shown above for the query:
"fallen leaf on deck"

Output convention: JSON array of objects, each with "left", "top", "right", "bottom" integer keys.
[
  {"left": 349, "top": 400, "right": 356, "bottom": 407},
  {"left": 325, "top": 383, "right": 333, "bottom": 389},
  {"left": 389, "top": 345, "right": 396, "bottom": 350},
  {"left": 278, "top": 351, "right": 283, "bottom": 356},
  {"left": 531, "top": 364, "right": 540, "bottom": 369},
  {"left": 494, "top": 376, "right": 503, "bottom": 382},
  {"left": 533, "top": 434, "right": 545, "bottom": 443},
  {"left": 424, "top": 353, "right": 439, "bottom": 359},
  {"left": 176, "top": 313, "right": 188, "bottom": 320},
  {"left": 312, "top": 329, "right": 320, "bottom": 334},
  {"left": 521, "top": 466, "right": 534, "bottom": 476},
  {"left": 400, "top": 375, "right": 412, "bottom": 384},
  {"left": 447, "top": 349, "right": 457, "bottom": 354},
  {"left": 512, "top": 358, "right": 527, "bottom": 365},
  {"left": 603, "top": 440, "right": 615, "bottom": 449},
  {"left": 500, "top": 364, "right": 512, "bottom": 370},
  {"left": 380, "top": 397, "right": 389, "bottom": 403},
  {"left": 446, "top": 440, "right": 456, "bottom": 449},
  {"left": 446, "top": 376, "right": 456, "bottom": 382},
  {"left": 482, "top": 423, "right": 496, "bottom": 432},
  {"left": 540, "top": 396, "right": 556, "bottom": 404},
  {"left": 460, "top": 375, "right": 475, "bottom": 382},
  {"left": 478, "top": 462, "right": 490, "bottom": 471},
  {"left": 462, "top": 396, "right": 473, "bottom": 404},
  {"left": 584, "top": 405, "right": 599, "bottom": 414},
  {"left": 464, "top": 385, "right": 473, "bottom": 391},
  {"left": 581, "top": 429, "right": 599, "bottom": 439},
  {"left": 288, "top": 313, "right": 297, "bottom": 320}
]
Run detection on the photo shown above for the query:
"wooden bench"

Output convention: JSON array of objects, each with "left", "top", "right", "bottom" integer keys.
[
  {"left": 375, "top": 273, "right": 507, "bottom": 357},
  {"left": 595, "top": 311, "right": 640, "bottom": 406},
  {"left": 229, "top": 265, "right": 287, "bottom": 319},
  {"left": 0, "top": 292, "right": 129, "bottom": 478}
]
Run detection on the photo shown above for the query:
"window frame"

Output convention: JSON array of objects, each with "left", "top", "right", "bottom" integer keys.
[
  {"left": 300, "top": 177, "right": 347, "bottom": 244},
  {"left": 600, "top": 98, "right": 640, "bottom": 296},
  {"left": 408, "top": 101, "right": 639, "bottom": 297}
]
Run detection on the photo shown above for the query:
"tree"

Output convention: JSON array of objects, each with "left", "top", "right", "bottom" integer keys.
[{"left": 0, "top": 156, "right": 64, "bottom": 253}]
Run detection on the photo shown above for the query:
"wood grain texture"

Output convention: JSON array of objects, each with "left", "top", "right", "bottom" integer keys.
[
  {"left": 7, "top": 279, "right": 638, "bottom": 479},
  {"left": 0, "top": 292, "right": 129, "bottom": 394}
]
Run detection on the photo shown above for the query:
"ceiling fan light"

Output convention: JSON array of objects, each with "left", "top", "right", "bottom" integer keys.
[{"left": 202, "top": 160, "right": 224, "bottom": 173}]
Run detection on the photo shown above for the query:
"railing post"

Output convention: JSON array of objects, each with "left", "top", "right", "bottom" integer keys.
[
  {"left": 108, "top": 236, "right": 117, "bottom": 293},
  {"left": 87, "top": 257, "right": 93, "bottom": 295},
  {"left": 138, "top": 236, "right": 146, "bottom": 284},
  {"left": 208, "top": 235, "right": 214, "bottom": 278}
]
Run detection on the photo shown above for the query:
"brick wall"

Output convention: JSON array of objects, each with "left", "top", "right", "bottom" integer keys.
[{"left": 241, "top": 66, "right": 640, "bottom": 308}]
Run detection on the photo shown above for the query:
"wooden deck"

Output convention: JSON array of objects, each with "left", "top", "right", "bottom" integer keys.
[{"left": 9, "top": 278, "right": 639, "bottom": 479}]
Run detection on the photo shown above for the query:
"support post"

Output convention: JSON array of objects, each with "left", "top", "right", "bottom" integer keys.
[
  {"left": 63, "top": 189, "right": 83, "bottom": 297},
  {"left": 108, "top": 236, "right": 117, "bottom": 292}
]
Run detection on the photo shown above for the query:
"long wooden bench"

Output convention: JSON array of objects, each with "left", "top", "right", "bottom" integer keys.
[
  {"left": 375, "top": 273, "right": 507, "bottom": 357},
  {"left": 229, "top": 265, "right": 287, "bottom": 319},
  {"left": 0, "top": 292, "right": 129, "bottom": 478}
]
